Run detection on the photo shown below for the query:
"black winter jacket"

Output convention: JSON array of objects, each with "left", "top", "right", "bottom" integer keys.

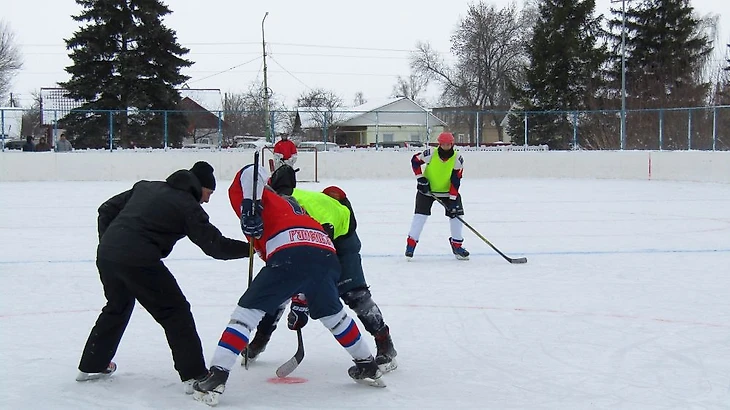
[{"left": 96, "top": 169, "right": 249, "bottom": 265}]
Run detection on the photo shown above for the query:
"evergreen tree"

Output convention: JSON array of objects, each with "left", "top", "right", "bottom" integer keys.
[
  {"left": 606, "top": 0, "right": 713, "bottom": 148},
  {"left": 510, "top": 0, "right": 607, "bottom": 149},
  {"left": 59, "top": 0, "right": 192, "bottom": 148}
]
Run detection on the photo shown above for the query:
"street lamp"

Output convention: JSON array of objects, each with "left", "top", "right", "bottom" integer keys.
[
  {"left": 262, "top": 12, "right": 271, "bottom": 142},
  {"left": 611, "top": 0, "right": 628, "bottom": 150}
]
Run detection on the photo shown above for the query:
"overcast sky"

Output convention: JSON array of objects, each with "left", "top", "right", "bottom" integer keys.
[{"left": 3, "top": 0, "right": 727, "bottom": 108}]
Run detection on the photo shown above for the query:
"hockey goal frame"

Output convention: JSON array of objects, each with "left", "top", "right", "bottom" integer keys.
[{"left": 261, "top": 146, "right": 319, "bottom": 183}]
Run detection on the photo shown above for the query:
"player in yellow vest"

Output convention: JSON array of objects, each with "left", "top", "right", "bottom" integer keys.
[{"left": 406, "top": 132, "right": 469, "bottom": 260}]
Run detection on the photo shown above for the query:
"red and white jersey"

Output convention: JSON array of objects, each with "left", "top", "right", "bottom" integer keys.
[
  {"left": 273, "top": 139, "right": 298, "bottom": 160},
  {"left": 228, "top": 166, "right": 334, "bottom": 261}
]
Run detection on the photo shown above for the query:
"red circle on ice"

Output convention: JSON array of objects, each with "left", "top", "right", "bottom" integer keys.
[{"left": 267, "top": 376, "right": 308, "bottom": 384}]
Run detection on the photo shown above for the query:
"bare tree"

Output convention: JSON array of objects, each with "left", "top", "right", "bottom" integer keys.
[
  {"left": 411, "top": 1, "right": 530, "bottom": 141},
  {"left": 391, "top": 73, "right": 429, "bottom": 105},
  {"left": 0, "top": 20, "right": 23, "bottom": 101},
  {"left": 223, "top": 83, "right": 288, "bottom": 142},
  {"left": 295, "top": 88, "right": 344, "bottom": 141},
  {"left": 21, "top": 91, "right": 42, "bottom": 137}
]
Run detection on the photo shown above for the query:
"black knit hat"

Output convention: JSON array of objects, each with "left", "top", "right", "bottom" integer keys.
[{"left": 190, "top": 161, "right": 216, "bottom": 190}]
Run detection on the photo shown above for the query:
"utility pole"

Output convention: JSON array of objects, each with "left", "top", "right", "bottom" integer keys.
[
  {"left": 261, "top": 12, "right": 271, "bottom": 143},
  {"left": 611, "top": 0, "right": 628, "bottom": 150}
]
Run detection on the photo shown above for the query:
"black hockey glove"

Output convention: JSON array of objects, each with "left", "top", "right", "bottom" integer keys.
[
  {"left": 240, "top": 199, "right": 264, "bottom": 239},
  {"left": 445, "top": 199, "right": 463, "bottom": 218},
  {"left": 416, "top": 177, "right": 430, "bottom": 195},
  {"left": 287, "top": 294, "right": 309, "bottom": 330},
  {"left": 322, "top": 223, "right": 335, "bottom": 240}
]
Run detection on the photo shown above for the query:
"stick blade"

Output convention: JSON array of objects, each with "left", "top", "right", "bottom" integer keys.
[
  {"left": 275, "top": 356, "right": 301, "bottom": 378},
  {"left": 275, "top": 329, "right": 304, "bottom": 378},
  {"left": 510, "top": 257, "right": 528, "bottom": 264}
]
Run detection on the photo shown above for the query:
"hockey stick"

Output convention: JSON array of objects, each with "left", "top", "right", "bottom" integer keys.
[
  {"left": 275, "top": 329, "right": 304, "bottom": 378},
  {"left": 431, "top": 194, "right": 527, "bottom": 264},
  {"left": 244, "top": 150, "right": 260, "bottom": 370}
]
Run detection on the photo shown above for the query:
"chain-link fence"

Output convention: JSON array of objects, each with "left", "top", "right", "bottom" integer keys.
[{"left": 2, "top": 105, "right": 728, "bottom": 151}]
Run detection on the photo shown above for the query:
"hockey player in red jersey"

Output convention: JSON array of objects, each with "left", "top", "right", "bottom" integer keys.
[
  {"left": 192, "top": 163, "right": 384, "bottom": 406},
  {"left": 242, "top": 164, "right": 397, "bottom": 373},
  {"left": 272, "top": 134, "right": 298, "bottom": 168}
]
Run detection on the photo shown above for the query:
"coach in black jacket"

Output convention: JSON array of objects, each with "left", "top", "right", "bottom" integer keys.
[{"left": 77, "top": 161, "right": 250, "bottom": 388}]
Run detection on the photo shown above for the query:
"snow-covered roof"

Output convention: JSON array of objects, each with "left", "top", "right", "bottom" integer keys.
[
  {"left": 297, "top": 97, "right": 446, "bottom": 128},
  {"left": 178, "top": 88, "right": 222, "bottom": 113},
  {"left": 38, "top": 87, "right": 224, "bottom": 125}
]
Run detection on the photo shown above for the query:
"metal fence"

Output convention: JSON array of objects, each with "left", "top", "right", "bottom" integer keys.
[{"left": 1, "top": 105, "right": 728, "bottom": 151}]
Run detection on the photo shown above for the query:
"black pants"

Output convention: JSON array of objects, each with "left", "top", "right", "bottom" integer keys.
[{"left": 78, "top": 258, "right": 207, "bottom": 381}]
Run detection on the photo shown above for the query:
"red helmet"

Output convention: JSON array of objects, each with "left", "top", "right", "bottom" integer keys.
[{"left": 437, "top": 132, "right": 455, "bottom": 145}]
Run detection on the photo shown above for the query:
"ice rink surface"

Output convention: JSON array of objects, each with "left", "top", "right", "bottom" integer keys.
[{"left": 1, "top": 177, "right": 728, "bottom": 409}]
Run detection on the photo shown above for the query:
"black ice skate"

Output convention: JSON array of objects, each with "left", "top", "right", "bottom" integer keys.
[
  {"left": 241, "top": 331, "right": 271, "bottom": 364},
  {"left": 374, "top": 326, "right": 398, "bottom": 373},
  {"left": 192, "top": 366, "right": 229, "bottom": 407},
  {"left": 183, "top": 372, "right": 208, "bottom": 395},
  {"left": 348, "top": 357, "right": 386, "bottom": 388},
  {"left": 75, "top": 361, "right": 117, "bottom": 382}
]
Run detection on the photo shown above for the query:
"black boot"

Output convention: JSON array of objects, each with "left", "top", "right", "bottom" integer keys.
[
  {"left": 374, "top": 326, "right": 398, "bottom": 372},
  {"left": 76, "top": 361, "right": 117, "bottom": 382},
  {"left": 347, "top": 357, "right": 386, "bottom": 387},
  {"left": 192, "top": 366, "right": 229, "bottom": 406}
]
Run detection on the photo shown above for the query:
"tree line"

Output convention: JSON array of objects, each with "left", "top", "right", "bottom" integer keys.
[{"left": 1, "top": 0, "right": 728, "bottom": 149}]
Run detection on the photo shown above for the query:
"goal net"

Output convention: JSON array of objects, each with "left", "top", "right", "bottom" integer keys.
[{"left": 261, "top": 146, "right": 319, "bottom": 183}]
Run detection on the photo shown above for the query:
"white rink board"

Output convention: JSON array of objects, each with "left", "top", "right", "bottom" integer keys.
[{"left": 1, "top": 149, "right": 729, "bottom": 183}]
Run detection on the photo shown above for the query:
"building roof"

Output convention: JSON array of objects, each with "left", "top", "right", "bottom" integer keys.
[
  {"left": 297, "top": 97, "right": 447, "bottom": 129},
  {"left": 179, "top": 97, "right": 225, "bottom": 128},
  {"left": 178, "top": 88, "right": 223, "bottom": 118}
]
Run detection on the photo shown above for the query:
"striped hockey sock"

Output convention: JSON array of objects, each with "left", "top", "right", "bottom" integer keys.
[
  {"left": 320, "top": 308, "right": 372, "bottom": 360},
  {"left": 211, "top": 307, "right": 265, "bottom": 371}
]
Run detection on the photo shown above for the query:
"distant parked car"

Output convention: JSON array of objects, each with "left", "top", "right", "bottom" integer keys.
[
  {"left": 297, "top": 141, "right": 339, "bottom": 152},
  {"left": 182, "top": 142, "right": 218, "bottom": 149},
  {"left": 373, "top": 140, "right": 425, "bottom": 149},
  {"left": 235, "top": 140, "right": 273, "bottom": 150},
  {"left": 1, "top": 139, "right": 25, "bottom": 150}
]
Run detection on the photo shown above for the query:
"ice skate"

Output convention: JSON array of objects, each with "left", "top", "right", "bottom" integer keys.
[
  {"left": 348, "top": 357, "right": 386, "bottom": 388},
  {"left": 449, "top": 237, "right": 470, "bottom": 260},
  {"left": 75, "top": 362, "right": 117, "bottom": 382},
  {"left": 193, "top": 366, "right": 229, "bottom": 407},
  {"left": 374, "top": 326, "right": 398, "bottom": 373},
  {"left": 405, "top": 236, "right": 418, "bottom": 260},
  {"left": 183, "top": 372, "right": 208, "bottom": 395},
  {"left": 240, "top": 330, "right": 271, "bottom": 364}
]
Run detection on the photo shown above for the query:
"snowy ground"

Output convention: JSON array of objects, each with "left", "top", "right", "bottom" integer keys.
[{"left": 1, "top": 178, "right": 729, "bottom": 409}]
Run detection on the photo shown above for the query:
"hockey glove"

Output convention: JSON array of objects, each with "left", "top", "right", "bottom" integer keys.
[
  {"left": 240, "top": 199, "right": 264, "bottom": 239},
  {"left": 416, "top": 177, "right": 430, "bottom": 195},
  {"left": 445, "top": 199, "right": 463, "bottom": 218},
  {"left": 287, "top": 294, "right": 309, "bottom": 330},
  {"left": 322, "top": 223, "right": 335, "bottom": 240}
]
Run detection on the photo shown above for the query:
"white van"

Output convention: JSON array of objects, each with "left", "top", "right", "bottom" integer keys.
[{"left": 297, "top": 141, "right": 339, "bottom": 152}]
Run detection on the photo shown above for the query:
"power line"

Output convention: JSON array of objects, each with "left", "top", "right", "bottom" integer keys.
[
  {"left": 186, "top": 55, "right": 262, "bottom": 85},
  {"left": 267, "top": 55, "right": 311, "bottom": 89}
]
